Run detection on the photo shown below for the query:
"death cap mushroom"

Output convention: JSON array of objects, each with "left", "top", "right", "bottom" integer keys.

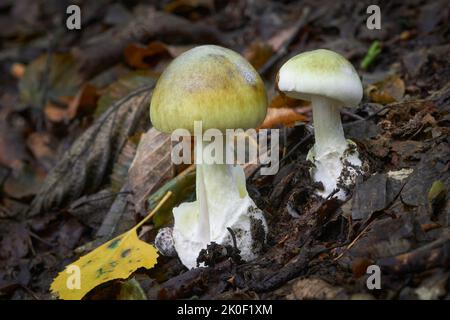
[
  {"left": 149, "top": 45, "right": 269, "bottom": 269},
  {"left": 150, "top": 45, "right": 268, "bottom": 133},
  {"left": 277, "top": 49, "right": 364, "bottom": 200},
  {"left": 277, "top": 49, "right": 362, "bottom": 107}
]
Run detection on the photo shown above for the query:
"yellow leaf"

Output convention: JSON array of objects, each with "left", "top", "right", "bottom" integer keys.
[{"left": 50, "top": 192, "right": 172, "bottom": 300}]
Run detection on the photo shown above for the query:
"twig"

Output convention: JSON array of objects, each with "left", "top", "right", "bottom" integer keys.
[
  {"left": 343, "top": 105, "right": 392, "bottom": 127},
  {"left": 333, "top": 220, "right": 374, "bottom": 261},
  {"left": 69, "top": 191, "right": 133, "bottom": 210},
  {"left": 28, "top": 230, "right": 54, "bottom": 247},
  {"left": 258, "top": 7, "right": 311, "bottom": 75},
  {"left": 19, "top": 285, "right": 40, "bottom": 300},
  {"left": 378, "top": 234, "right": 450, "bottom": 274},
  {"left": 341, "top": 108, "right": 365, "bottom": 121}
]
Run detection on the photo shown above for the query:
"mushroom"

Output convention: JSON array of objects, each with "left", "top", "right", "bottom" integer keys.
[
  {"left": 150, "top": 45, "right": 268, "bottom": 269},
  {"left": 277, "top": 49, "right": 364, "bottom": 200}
]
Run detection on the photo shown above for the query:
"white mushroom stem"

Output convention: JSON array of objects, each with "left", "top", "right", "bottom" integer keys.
[
  {"left": 311, "top": 95, "right": 348, "bottom": 158},
  {"left": 172, "top": 138, "right": 267, "bottom": 269},
  {"left": 308, "top": 96, "right": 362, "bottom": 200},
  {"left": 195, "top": 138, "right": 246, "bottom": 243}
]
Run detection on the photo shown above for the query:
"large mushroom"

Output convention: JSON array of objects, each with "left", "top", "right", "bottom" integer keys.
[
  {"left": 277, "top": 49, "right": 364, "bottom": 200},
  {"left": 150, "top": 45, "right": 268, "bottom": 269}
]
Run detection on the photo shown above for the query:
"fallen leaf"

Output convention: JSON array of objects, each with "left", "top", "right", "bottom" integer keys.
[
  {"left": 124, "top": 41, "right": 171, "bottom": 69},
  {"left": 128, "top": 128, "right": 174, "bottom": 215},
  {"left": 75, "top": 7, "right": 225, "bottom": 78},
  {"left": 401, "top": 143, "right": 450, "bottom": 207},
  {"left": 269, "top": 92, "right": 309, "bottom": 109},
  {"left": 244, "top": 41, "right": 274, "bottom": 70},
  {"left": 26, "top": 132, "right": 57, "bottom": 171},
  {"left": 148, "top": 165, "right": 196, "bottom": 227},
  {"left": 19, "top": 53, "right": 82, "bottom": 108},
  {"left": 288, "top": 278, "right": 346, "bottom": 300},
  {"left": 164, "top": 0, "right": 214, "bottom": 15},
  {"left": 0, "top": 111, "right": 29, "bottom": 172},
  {"left": 110, "top": 137, "right": 139, "bottom": 193},
  {"left": 366, "top": 75, "right": 405, "bottom": 104},
  {"left": 3, "top": 163, "right": 46, "bottom": 198},
  {"left": 0, "top": 222, "right": 29, "bottom": 261},
  {"left": 116, "top": 278, "right": 147, "bottom": 300},
  {"left": 95, "top": 184, "right": 136, "bottom": 242},
  {"left": 29, "top": 85, "right": 154, "bottom": 216},
  {"left": 268, "top": 23, "right": 303, "bottom": 52},
  {"left": 44, "top": 98, "right": 72, "bottom": 123},
  {"left": 96, "top": 70, "right": 156, "bottom": 117},
  {"left": 50, "top": 229, "right": 157, "bottom": 300},
  {"left": 402, "top": 49, "right": 428, "bottom": 77},
  {"left": 351, "top": 174, "right": 387, "bottom": 221},
  {"left": 67, "top": 84, "right": 100, "bottom": 119},
  {"left": 10, "top": 62, "right": 25, "bottom": 79},
  {"left": 50, "top": 192, "right": 171, "bottom": 300},
  {"left": 259, "top": 107, "right": 308, "bottom": 129}
]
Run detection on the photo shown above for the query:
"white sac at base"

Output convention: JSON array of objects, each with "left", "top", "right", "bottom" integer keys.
[
  {"left": 307, "top": 140, "right": 362, "bottom": 201},
  {"left": 172, "top": 163, "right": 267, "bottom": 269}
]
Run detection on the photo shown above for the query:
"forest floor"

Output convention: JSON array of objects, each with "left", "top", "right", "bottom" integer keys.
[{"left": 0, "top": 0, "right": 449, "bottom": 300}]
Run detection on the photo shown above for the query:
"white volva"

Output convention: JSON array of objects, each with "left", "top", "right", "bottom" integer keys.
[
  {"left": 278, "top": 49, "right": 364, "bottom": 200},
  {"left": 172, "top": 139, "right": 267, "bottom": 269}
]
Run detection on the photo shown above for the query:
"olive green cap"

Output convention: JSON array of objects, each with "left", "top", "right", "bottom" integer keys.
[
  {"left": 277, "top": 49, "right": 362, "bottom": 107},
  {"left": 150, "top": 45, "right": 267, "bottom": 133}
]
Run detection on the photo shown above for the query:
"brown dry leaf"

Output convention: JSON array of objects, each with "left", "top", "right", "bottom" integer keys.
[
  {"left": 19, "top": 53, "right": 82, "bottom": 109},
  {"left": 270, "top": 92, "right": 309, "bottom": 109},
  {"left": 44, "top": 102, "right": 67, "bottom": 123},
  {"left": 259, "top": 107, "right": 308, "bottom": 129},
  {"left": 0, "top": 222, "right": 29, "bottom": 261},
  {"left": 45, "top": 85, "right": 99, "bottom": 123},
  {"left": 0, "top": 109, "right": 29, "bottom": 172},
  {"left": 149, "top": 166, "right": 195, "bottom": 227},
  {"left": 110, "top": 136, "right": 139, "bottom": 193},
  {"left": 10, "top": 62, "right": 25, "bottom": 79},
  {"left": 124, "top": 41, "right": 172, "bottom": 69},
  {"left": 43, "top": 96, "right": 73, "bottom": 123},
  {"left": 128, "top": 128, "right": 174, "bottom": 215},
  {"left": 75, "top": 8, "right": 226, "bottom": 78},
  {"left": 244, "top": 41, "right": 275, "bottom": 70},
  {"left": 268, "top": 23, "right": 304, "bottom": 52},
  {"left": 164, "top": 0, "right": 214, "bottom": 14},
  {"left": 366, "top": 75, "right": 405, "bottom": 104},
  {"left": 288, "top": 278, "right": 346, "bottom": 300},
  {"left": 67, "top": 84, "right": 100, "bottom": 119},
  {"left": 28, "top": 86, "right": 154, "bottom": 216},
  {"left": 26, "top": 132, "right": 57, "bottom": 171},
  {"left": 96, "top": 70, "right": 157, "bottom": 117},
  {"left": 3, "top": 163, "right": 47, "bottom": 198}
]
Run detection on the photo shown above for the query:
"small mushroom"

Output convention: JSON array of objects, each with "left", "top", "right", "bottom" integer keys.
[
  {"left": 277, "top": 49, "right": 364, "bottom": 200},
  {"left": 150, "top": 45, "right": 268, "bottom": 269}
]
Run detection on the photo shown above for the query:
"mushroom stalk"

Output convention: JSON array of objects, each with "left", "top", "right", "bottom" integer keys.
[
  {"left": 311, "top": 95, "right": 347, "bottom": 158},
  {"left": 195, "top": 138, "right": 247, "bottom": 242}
]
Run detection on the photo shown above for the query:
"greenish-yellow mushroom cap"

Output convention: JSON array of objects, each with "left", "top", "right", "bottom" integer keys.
[
  {"left": 150, "top": 45, "right": 268, "bottom": 134},
  {"left": 277, "top": 49, "right": 362, "bottom": 107}
]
